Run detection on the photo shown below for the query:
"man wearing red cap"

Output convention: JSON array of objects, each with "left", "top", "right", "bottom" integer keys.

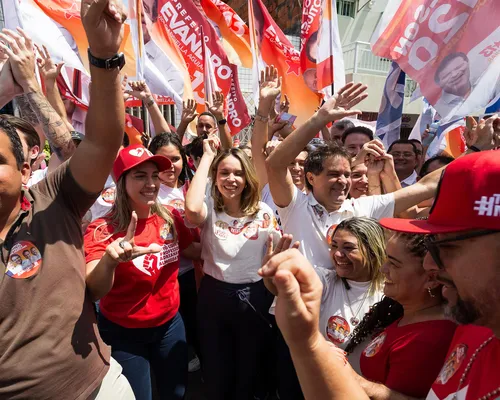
[
  {"left": 379, "top": 150, "right": 500, "bottom": 400},
  {"left": 0, "top": 0, "right": 136, "bottom": 398}
]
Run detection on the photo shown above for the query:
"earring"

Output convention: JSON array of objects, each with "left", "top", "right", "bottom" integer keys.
[{"left": 427, "top": 287, "right": 436, "bottom": 298}]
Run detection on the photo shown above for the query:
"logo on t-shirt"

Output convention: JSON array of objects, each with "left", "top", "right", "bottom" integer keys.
[
  {"left": 133, "top": 242, "right": 179, "bottom": 276},
  {"left": 101, "top": 187, "right": 116, "bottom": 204},
  {"left": 214, "top": 221, "right": 229, "bottom": 240},
  {"left": 326, "top": 315, "right": 351, "bottom": 345},
  {"left": 363, "top": 332, "right": 387, "bottom": 358},
  {"left": 160, "top": 223, "right": 174, "bottom": 241},
  {"left": 435, "top": 344, "right": 468, "bottom": 385},
  {"left": 229, "top": 220, "right": 246, "bottom": 235},
  {"left": 5, "top": 241, "right": 42, "bottom": 279},
  {"left": 168, "top": 199, "right": 185, "bottom": 215}
]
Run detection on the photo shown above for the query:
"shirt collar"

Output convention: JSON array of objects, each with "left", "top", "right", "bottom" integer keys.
[
  {"left": 307, "top": 192, "right": 354, "bottom": 216},
  {"left": 400, "top": 170, "right": 418, "bottom": 187}
]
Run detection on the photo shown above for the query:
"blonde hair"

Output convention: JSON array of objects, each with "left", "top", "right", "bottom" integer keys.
[
  {"left": 331, "top": 217, "right": 386, "bottom": 294},
  {"left": 210, "top": 148, "right": 260, "bottom": 216},
  {"left": 95, "top": 172, "right": 176, "bottom": 242}
]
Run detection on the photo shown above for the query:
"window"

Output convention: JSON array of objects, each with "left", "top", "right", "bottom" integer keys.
[{"left": 337, "top": 0, "right": 356, "bottom": 18}]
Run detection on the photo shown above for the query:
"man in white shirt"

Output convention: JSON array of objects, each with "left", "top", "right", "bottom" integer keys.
[
  {"left": 387, "top": 139, "right": 418, "bottom": 187},
  {"left": 266, "top": 83, "right": 444, "bottom": 268}
]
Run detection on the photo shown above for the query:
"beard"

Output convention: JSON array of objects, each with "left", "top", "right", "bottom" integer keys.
[{"left": 445, "top": 295, "right": 482, "bottom": 325}]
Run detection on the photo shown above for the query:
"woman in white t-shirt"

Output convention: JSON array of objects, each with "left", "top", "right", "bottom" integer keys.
[
  {"left": 185, "top": 135, "right": 281, "bottom": 400},
  {"left": 148, "top": 132, "right": 202, "bottom": 370},
  {"left": 268, "top": 217, "right": 386, "bottom": 400}
]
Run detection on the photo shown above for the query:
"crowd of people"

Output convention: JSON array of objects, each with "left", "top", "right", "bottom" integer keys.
[{"left": 0, "top": 1, "right": 499, "bottom": 400}]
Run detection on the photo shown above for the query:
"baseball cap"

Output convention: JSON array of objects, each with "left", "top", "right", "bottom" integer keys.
[
  {"left": 113, "top": 144, "right": 172, "bottom": 181},
  {"left": 380, "top": 150, "right": 500, "bottom": 234}
]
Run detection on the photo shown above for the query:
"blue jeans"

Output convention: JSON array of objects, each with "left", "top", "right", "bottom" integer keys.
[{"left": 98, "top": 312, "right": 187, "bottom": 400}]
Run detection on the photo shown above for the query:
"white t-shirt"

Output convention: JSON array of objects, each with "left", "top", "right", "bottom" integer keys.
[
  {"left": 278, "top": 187, "right": 395, "bottom": 268},
  {"left": 158, "top": 184, "right": 194, "bottom": 276},
  {"left": 316, "top": 267, "right": 383, "bottom": 372},
  {"left": 198, "top": 197, "right": 281, "bottom": 284},
  {"left": 89, "top": 175, "right": 116, "bottom": 222},
  {"left": 400, "top": 170, "right": 418, "bottom": 188},
  {"left": 27, "top": 168, "right": 48, "bottom": 187},
  {"left": 261, "top": 183, "right": 281, "bottom": 228}
]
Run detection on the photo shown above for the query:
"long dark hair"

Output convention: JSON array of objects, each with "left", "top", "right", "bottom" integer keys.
[
  {"left": 149, "top": 132, "right": 193, "bottom": 186},
  {"left": 345, "top": 232, "right": 427, "bottom": 354}
]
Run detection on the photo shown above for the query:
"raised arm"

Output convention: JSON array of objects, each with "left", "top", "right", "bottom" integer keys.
[
  {"left": 35, "top": 44, "right": 74, "bottom": 131},
  {"left": 0, "top": 29, "right": 76, "bottom": 172},
  {"left": 68, "top": 0, "right": 127, "bottom": 193},
  {"left": 266, "top": 82, "right": 367, "bottom": 207},
  {"left": 126, "top": 80, "right": 171, "bottom": 134},
  {"left": 0, "top": 48, "right": 23, "bottom": 108},
  {"left": 251, "top": 66, "right": 282, "bottom": 191},
  {"left": 185, "top": 135, "right": 219, "bottom": 226},
  {"left": 176, "top": 99, "right": 198, "bottom": 142},
  {"left": 207, "top": 90, "right": 232, "bottom": 150},
  {"left": 259, "top": 249, "right": 369, "bottom": 400}
]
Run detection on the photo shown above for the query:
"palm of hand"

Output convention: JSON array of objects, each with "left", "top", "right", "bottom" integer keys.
[
  {"left": 209, "top": 100, "right": 223, "bottom": 115},
  {"left": 41, "top": 60, "right": 58, "bottom": 80},
  {"left": 260, "top": 82, "right": 280, "bottom": 100},
  {"left": 182, "top": 109, "right": 197, "bottom": 122}
]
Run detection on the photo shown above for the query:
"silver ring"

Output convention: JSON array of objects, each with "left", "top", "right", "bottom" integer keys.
[{"left": 119, "top": 240, "right": 130, "bottom": 250}]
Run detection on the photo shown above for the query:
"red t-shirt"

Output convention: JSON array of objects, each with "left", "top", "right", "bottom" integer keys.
[
  {"left": 85, "top": 211, "right": 193, "bottom": 328},
  {"left": 360, "top": 319, "right": 457, "bottom": 398},
  {"left": 427, "top": 325, "right": 500, "bottom": 400}
]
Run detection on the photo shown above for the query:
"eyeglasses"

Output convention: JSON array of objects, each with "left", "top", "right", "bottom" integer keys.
[
  {"left": 424, "top": 230, "right": 499, "bottom": 269},
  {"left": 389, "top": 151, "right": 416, "bottom": 158}
]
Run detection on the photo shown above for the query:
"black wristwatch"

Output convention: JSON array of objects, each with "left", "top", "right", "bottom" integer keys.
[
  {"left": 218, "top": 118, "right": 227, "bottom": 125},
  {"left": 88, "top": 49, "right": 126, "bottom": 70},
  {"left": 469, "top": 145, "right": 481, "bottom": 152}
]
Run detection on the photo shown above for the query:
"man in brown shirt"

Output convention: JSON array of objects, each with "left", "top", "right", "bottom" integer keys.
[{"left": 0, "top": 0, "right": 134, "bottom": 398}]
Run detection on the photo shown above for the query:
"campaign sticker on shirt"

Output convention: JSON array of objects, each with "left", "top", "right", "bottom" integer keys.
[
  {"left": 228, "top": 220, "right": 246, "bottom": 235},
  {"left": 260, "top": 213, "right": 271, "bottom": 229},
  {"left": 435, "top": 344, "right": 468, "bottom": 385},
  {"left": 326, "top": 224, "right": 338, "bottom": 245},
  {"left": 326, "top": 316, "right": 351, "bottom": 345},
  {"left": 243, "top": 222, "right": 259, "bottom": 240},
  {"left": 160, "top": 223, "right": 174, "bottom": 242},
  {"left": 214, "top": 221, "right": 229, "bottom": 240},
  {"left": 133, "top": 242, "right": 179, "bottom": 276},
  {"left": 168, "top": 199, "right": 185, "bottom": 215},
  {"left": 5, "top": 241, "right": 42, "bottom": 279},
  {"left": 101, "top": 187, "right": 116, "bottom": 204},
  {"left": 363, "top": 332, "right": 387, "bottom": 358}
]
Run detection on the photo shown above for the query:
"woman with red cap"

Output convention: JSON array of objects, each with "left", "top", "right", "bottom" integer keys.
[{"left": 84, "top": 144, "right": 201, "bottom": 400}]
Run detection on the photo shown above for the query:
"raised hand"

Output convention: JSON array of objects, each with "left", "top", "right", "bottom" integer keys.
[
  {"left": 202, "top": 134, "right": 220, "bottom": 158},
  {"left": 0, "top": 28, "right": 37, "bottom": 92},
  {"left": 353, "top": 139, "right": 385, "bottom": 165},
  {"left": 261, "top": 234, "right": 299, "bottom": 271},
  {"left": 81, "top": 0, "right": 127, "bottom": 59},
  {"left": 181, "top": 99, "right": 199, "bottom": 124},
  {"left": 316, "top": 82, "right": 368, "bottom": 124},
  {"left": 465, "top": 115, "right": 499, "bottom": 151},
  {"left": 206, "top": 90, "right": 225, "bottom": 120},
  {"left": 126, "top": 80, "right": 153, "bottom": 101},
  {"left": 259, "top": 247, "right": 323, "bottom": 347},
  {"left": 105, "top": 212, "right": 162, "bottom": 263},
  {"left": 35, "top": 44, "right": 64, "bottom": 83},
  {"left": 0, "top": 56, "right": 23, "bottom": 102},
  {"left": 259, "top": 65, "right": 282, "bottom": 102}
]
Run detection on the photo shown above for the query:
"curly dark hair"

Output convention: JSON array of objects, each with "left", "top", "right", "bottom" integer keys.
[{"left": 345, "top": 231, "right": 427, "bottom": 354}]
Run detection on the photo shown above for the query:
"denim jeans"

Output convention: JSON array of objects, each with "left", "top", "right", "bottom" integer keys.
[{"left": 98, "top": 312, "right": 187, "bottom": 400}]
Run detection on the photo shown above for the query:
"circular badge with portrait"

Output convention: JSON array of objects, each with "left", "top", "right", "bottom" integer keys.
[{"left": 6, "top": 241, "right": 42, "bottom": 279}]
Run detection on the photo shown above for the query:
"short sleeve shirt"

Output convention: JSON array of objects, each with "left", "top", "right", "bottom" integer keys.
[
  {"left": 0, "top": 161, "right": 110, "bottom": 400},
  {"left": 361, "top": 319, "right": 457, "bottom": 398},
  {"left": 198, "top": 198, "right": 281, "bottom": 284},
  {"left": 89, "top": 175, "right": 116, "bottom": 221},
  {"left": 278, "top": 187, "right": 395, "bottom": 268},
  {"left": 85, "top": 211, "right": 193, "bottom": 329},
  {"left": 427, "top": 325, "right": 500, "bottom": 400}
]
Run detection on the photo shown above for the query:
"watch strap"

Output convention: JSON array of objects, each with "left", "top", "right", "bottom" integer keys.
[
  {"left": 469, "top": 145, "right": 481, "bottom": 152},
  {"left": 87, "top": 49, "right": 125, "bottom": 70},
  {"left": 218, "top": 118, "right": 227, "bottom": 125}
]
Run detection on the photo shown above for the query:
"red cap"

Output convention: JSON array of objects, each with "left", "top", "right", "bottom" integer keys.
[
  {"left": 380, "top": 150, "right": 500, "bottom": 234},
  {"left": 113, "top": 144, "right": 172, "bottom": 181}
]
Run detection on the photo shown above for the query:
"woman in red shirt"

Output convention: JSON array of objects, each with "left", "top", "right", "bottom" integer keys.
[
  {"left": 345, "top": 231, "right": 457, "bottom": 399},
  {"left": 84, "top": 145, "right": 200, "bottom": 400}
]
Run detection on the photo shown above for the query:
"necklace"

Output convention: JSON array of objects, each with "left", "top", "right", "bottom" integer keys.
[
  {"left": 452, "top": 335, "right": 498, "bottom": 400},
  {"left": 342, "top": 281, "right": 371, "bottom": 326}
]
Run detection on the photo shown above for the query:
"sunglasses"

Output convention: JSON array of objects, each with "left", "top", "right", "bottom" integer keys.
[{"left": 424, "top": 230, "right": 499, "bottom": 269}]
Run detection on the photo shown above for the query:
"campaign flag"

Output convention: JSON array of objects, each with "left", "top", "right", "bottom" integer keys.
[
  {"left": 375, "top": 62, "right": 406, "bottom": 148},
  {"left": 200, "top": 26, "right": 220, "bottom": 104},
  {"left": 485, "top": 97, "right": 500, "bottom": 114},
  {"left": 155, "top": 0, "right": 249, "bottom": 135},
  {"left": 427, "top": 118, "right": 466, "bottom": 158},
  {"left": 371, "top": 0, "right": 500, "bottom": 123},
  {"left": 200, "top": 0, "right": 252, "bottom": 68},
  {"left": 409, "top": 98, "right": 437, "bottom": 141},
  {"left": 249, "top": 0, "right": 321, "bottom": 126},
  {"left": 301, "top": 0, "right": 345, "bottom": 98}
]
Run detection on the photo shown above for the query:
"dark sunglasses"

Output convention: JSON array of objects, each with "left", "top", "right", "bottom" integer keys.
[{"left": 424, "top": 230, "right": 499, "bottom": 269}]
